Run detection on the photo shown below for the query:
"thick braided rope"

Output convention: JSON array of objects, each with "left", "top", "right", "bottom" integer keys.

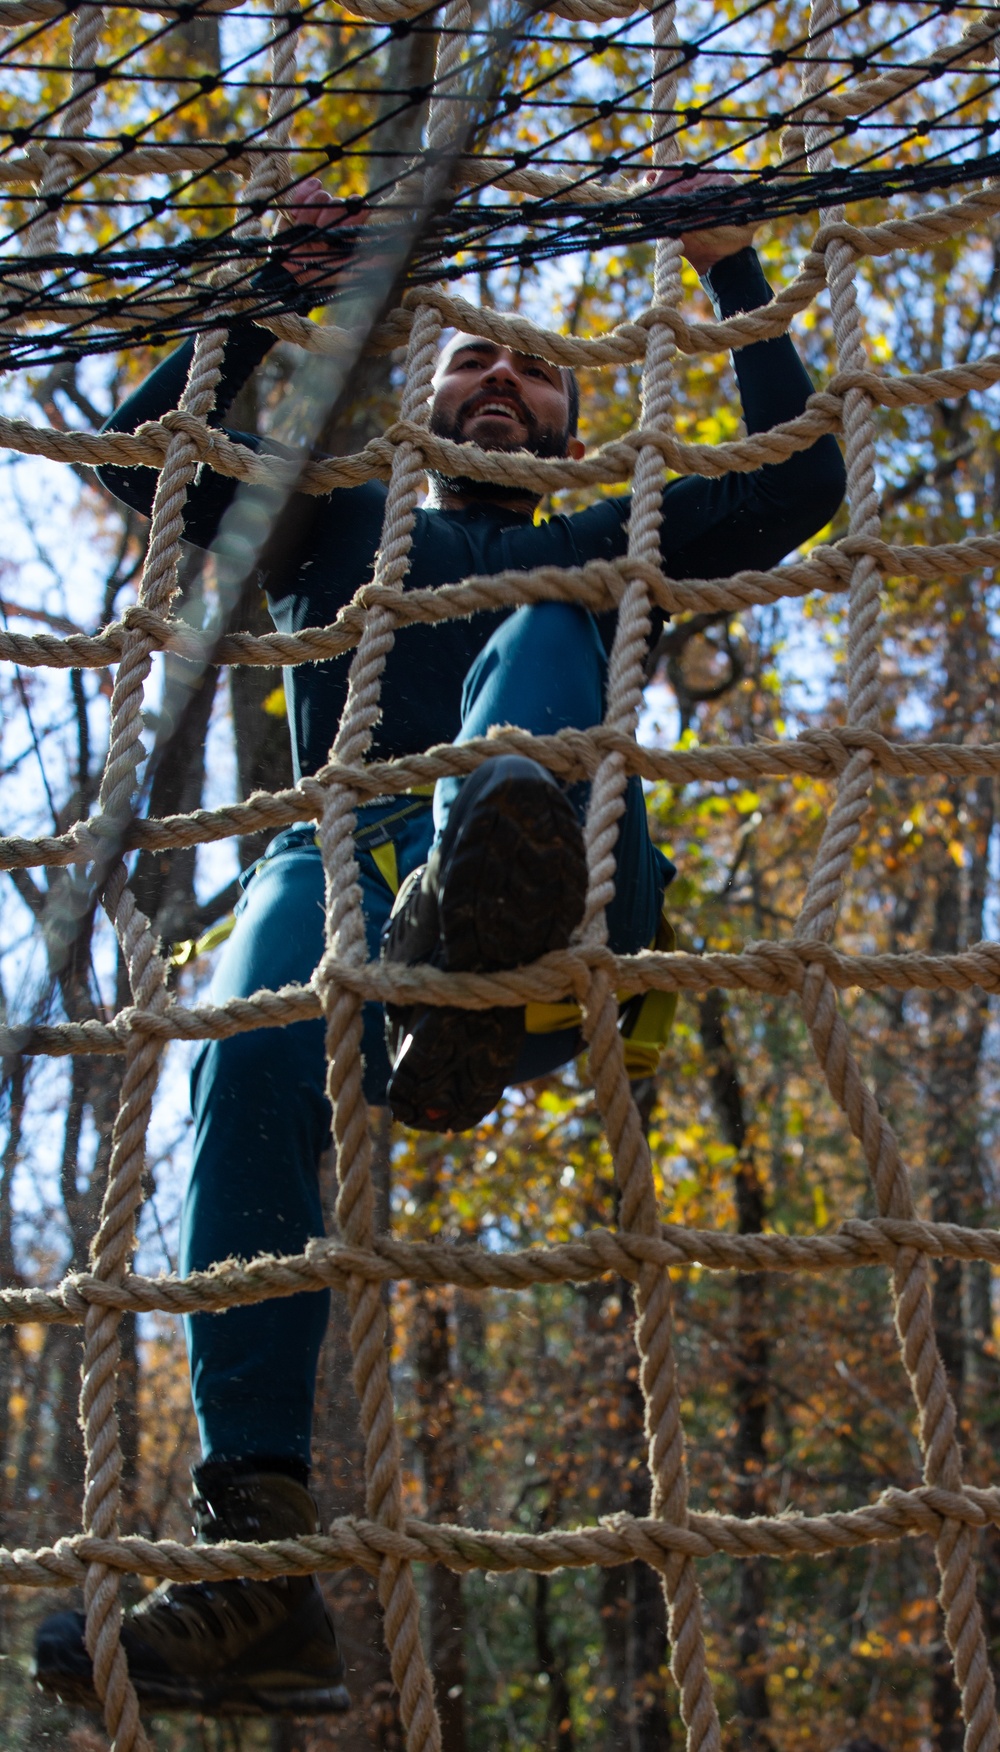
[
  {"left": 786, "top": 6, "right": 999, "bottom": 1745},
  {"left": 16, "top": 513, "right": 1000, "bottom": 694},
  {"left": 18, "top": 1, "right": 106, "bottom": 273},
  {"left": 778, "top": 7, "right": 1000, "bottom": 158},
  {"left": 20, "top": 1481, "right": 1000, "bottom": 1586},
  {"left": 316, "top": 300, "right": 444, "bottom": 1750},
  {"left": 797, "top": 961, "right": 999, "bottom": 1750},
  {"left": 19, "top": 1480, "right": 1000, "bottom": 1586},
  {"left": 69, "top": 18, "right": 230, "bottom": 1746},
  {"left": 0, "top": 0, "right": 988, "bottom": 25},
  {"left": 80, "top": 883, "right": 165, "bottom": 1752},
  {"left": 19, "top": 1215, "right": 1000, "bottom": 1327},
  {"left": 72, "top": 11, "right": 305, "bottom": 1748},
  {"left": 22, "top": 934, "right": 1000, "bottom": 1066},
  {"left": 9, "top": 259, "right": 1000, "bottom": 485},
  {"left": 29, "top": 717, "right": 1000, "bottom": 878},
  {"left": 575, "top": 7, "right": 721, "bottom": 1747},
  {"left": 6, "top": 311, "right": 1000, "bottom": 492},
  {"left": 313, "top": 11, "right": 479, "bottom": 1747},
  {"left": 794, "top": 0, "right": 882, "bottom": 944}
]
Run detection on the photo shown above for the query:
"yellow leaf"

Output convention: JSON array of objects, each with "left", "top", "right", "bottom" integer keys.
[{"left": 813, "top": 1184, "right": 829, "bottom": 1229}]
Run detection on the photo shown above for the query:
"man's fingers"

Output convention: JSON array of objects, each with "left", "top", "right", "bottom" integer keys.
[
  {"left": 282, "top": 176, "right": 328, "bottom": 207},
  {"left": 272, "top": 184, "right": 373, "bottom": 286},
  {"left": 632, "top": 167, "right": 757, "bottom": 272},
  {"left": 277, "top": 177, "right": 341, "bottom": 232}
]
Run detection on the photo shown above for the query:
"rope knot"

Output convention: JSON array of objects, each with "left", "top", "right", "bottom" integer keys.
[
  {"left": 76, "top": 810, "right": 125, "bottom": 850},
  {"left": 156, "top": 409, "right": 217, "bottom": 453},
  {"left": 826, "top": 368, "right": 883, "bottom": 400},
  {"left": 575, "top": 944, "right": 619, "bottom": 1006},
  {"left": 119, "top": 602, "right": 172, "bottom": 640},
  {"left": 62, "top": 816, "right": 103, "bottom": 863},
  {"left": 797, "top": 728, "right": 853, "bottom": 773},
  {"left": 806, "top": 542, "right": 854, "bottom": 586},
  {"left": 634, "top": 304, "right": 685, "bottom": 337},
  {"left": 382, "top": 418, "right": 427, "bottom": 453},
  {"left": 128, "top": 417, "right": 174, "bottom": 460},
  {"left": 741, "top": 939, "right": 808, "bottom": 993},
  {"left": 614, "top": 554, "right": 666, "bottom": 594},
  {"left": 60, "top": 1274, "right": 92, "bottom": 1314},
  {"left": 804, "top": 388, "right": 846, "bottom": 423},
  {"left": 624, "top": 423, "right": 676, "bottom": 461}
]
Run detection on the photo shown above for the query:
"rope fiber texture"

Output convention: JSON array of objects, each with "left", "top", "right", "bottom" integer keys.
[{"left": 4, "top": 0, "right": 1000, "bottom": 1747}]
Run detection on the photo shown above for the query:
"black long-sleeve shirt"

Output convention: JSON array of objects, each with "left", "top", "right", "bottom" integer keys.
[{"left": 99, "top": 250, "right": 844, "bottom": 778}]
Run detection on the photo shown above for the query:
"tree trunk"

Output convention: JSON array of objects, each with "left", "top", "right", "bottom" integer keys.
[
  {"left": 584, "top": 1089, "right": 672, "bottom": 1750},
  {"left": 922, "top": 551, "right": 997, "bottom": 1742},
  {"left": 698, "top": 990, "right": 773, "bottom": 1750},
  {"left": 630, "top": 1559, "right": 672, "bottom": 1752},
  {"left": 600, "top": 1549, "right": 672, "bottom": 1752},
  {"left": 535, "top": 1572, "right": 574, "bottom": 1751},
  {"left": 0, "top": 1058, "right": 24, "bottom": 1543},
  {"left": 588, "top": 1086, "right": 672, "bottom": 1744},
  {"left": 406, "top": 1137, "right": 468, "bottom": 1750},
  {"left": 926, "top": 778, "right": 992, "bottom": 1747},
  {"left": 414, "top": 1286, "right": 468, "bottom": 1751}
]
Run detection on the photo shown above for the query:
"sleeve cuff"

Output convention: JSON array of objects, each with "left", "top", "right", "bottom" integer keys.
[{"left": 700, "top": 247, "right": 773, "bottom": 318}]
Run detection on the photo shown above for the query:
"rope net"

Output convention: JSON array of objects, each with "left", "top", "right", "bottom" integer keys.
[{"left": 2, "top": 0, "right": 1000, "bottom": 1747}]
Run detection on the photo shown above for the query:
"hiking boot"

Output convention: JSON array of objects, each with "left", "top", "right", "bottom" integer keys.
[
  {"left": 33, "top": 1464, "right": 351, "bottom": 1718},
  {"left": 382, "top": 754, "right": 587, "bottom": 1132}
]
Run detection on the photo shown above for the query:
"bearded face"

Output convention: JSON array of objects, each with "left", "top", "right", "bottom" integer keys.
[{"left": 428, "top": 336, "right": 576, "bottom": 506}]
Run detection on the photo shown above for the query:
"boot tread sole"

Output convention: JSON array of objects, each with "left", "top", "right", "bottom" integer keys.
[{"left": 387, "top": 770, "right": 587, "bottom": 1132}]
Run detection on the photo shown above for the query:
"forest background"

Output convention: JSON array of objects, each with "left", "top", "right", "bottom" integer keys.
[{"left": 0, "top": 1, "right": 998, "bottom": 1748}]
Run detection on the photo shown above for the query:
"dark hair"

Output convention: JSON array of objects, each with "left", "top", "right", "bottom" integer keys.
[
  {"left": 564, "top": 366, "right": 579, "bottom": 439},
  {"left": 836, "top": 1738, "right": 890, "bottom": 1752}
]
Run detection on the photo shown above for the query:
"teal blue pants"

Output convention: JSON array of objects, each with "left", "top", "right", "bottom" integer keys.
[{"left": 182, "top": 603, "right": 673, "bottom": 1466}]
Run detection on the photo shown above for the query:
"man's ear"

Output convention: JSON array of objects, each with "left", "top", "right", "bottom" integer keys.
[{"left": 567, "top": 436, "right": 585, "bottom": 460}]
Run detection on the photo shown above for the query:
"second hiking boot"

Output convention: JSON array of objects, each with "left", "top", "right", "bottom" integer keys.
[
  {"left": 382, "top": 754, "right": 587, "bottom": 1132},
  {"left": 33, "top": 1464, "right": 351, "bottom": 1718}
]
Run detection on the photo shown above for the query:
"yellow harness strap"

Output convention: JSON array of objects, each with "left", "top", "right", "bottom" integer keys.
[
  {"left": 169, "top": 796, "right": 428, "bottom": 966},
  {"left": 369, "top": 839, "right": 400, "bottom": 894},
  {"left": 524, "top": 909, "right": 677, "bottom": 1079},
  {"left": 169, "top": 912, "right": 238, "bottom": 968},
  {"left": 523, "top": 1000, "right": 582, "bottom": 1033}
]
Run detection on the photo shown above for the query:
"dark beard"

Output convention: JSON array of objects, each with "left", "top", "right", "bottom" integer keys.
[{"left": 428, "top": 393, "right": 569, "bottom": 506}]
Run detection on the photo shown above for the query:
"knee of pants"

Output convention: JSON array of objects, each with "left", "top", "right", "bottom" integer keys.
[
  {"left": 460, "top": 602, "right": 606, "bottom": 732},
  {"left": 505, "top": 601, "right": 597, "bottom": 655}
]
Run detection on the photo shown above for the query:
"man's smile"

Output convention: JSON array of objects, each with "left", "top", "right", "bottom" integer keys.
[{"left": 459, "top": 391, "right": 531, "bottom": 436}]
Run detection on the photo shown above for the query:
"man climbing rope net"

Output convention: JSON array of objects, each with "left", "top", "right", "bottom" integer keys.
[{"left": 34, "top": 175, "right": 844, "bottom": 1718}]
